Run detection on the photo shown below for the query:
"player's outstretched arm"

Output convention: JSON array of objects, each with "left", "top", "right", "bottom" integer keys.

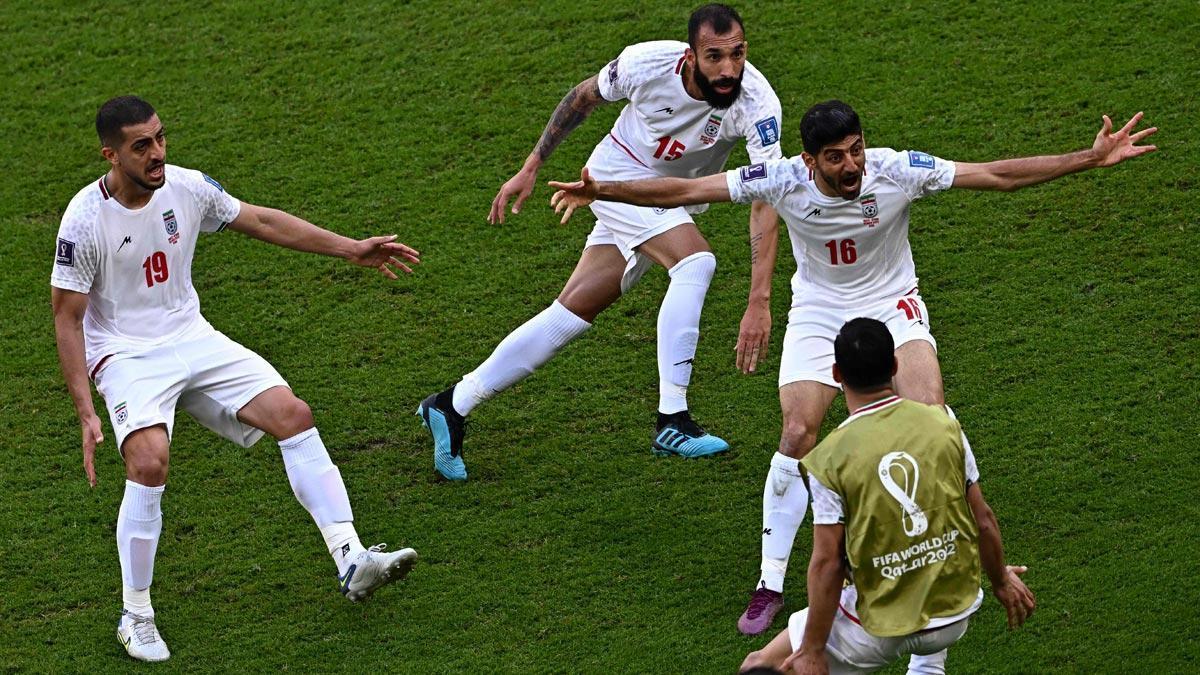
[
  {"left": 968, "top": 482, "right": 1036, "bottom": 629},
  {"left": 548, "top": 168, "right": 731, "bottom": 224},
  {"left": 489, "top": 75, "right": 608, "bottom": 224},
  {"left": 953, "top": 112, "right": 1157, "bottom": 192},
  {"left": 228, "top": 203, "right": 420, "bottom": 279},
  {"left": 780, "top": 523, "right": 845, "bottom": 674},
  {"left": 52, "top": 287, "right": 103, "bottom": 487}
]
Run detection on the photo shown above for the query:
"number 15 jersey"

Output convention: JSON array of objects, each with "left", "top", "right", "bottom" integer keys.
[
  {"left": 51, "top": 165, "right": 241, "bottom": 374},
  {"left": 595, "top": 41, "right": 784, "bottom": 180}
]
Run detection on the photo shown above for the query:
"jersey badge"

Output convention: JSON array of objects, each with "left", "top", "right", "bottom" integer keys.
[
  {"left": 860, "top": 193, "right": 879, "bottom": 227},
  {"left": 606, "top": 59, "right": 619, "bottom": 86},
  {"left": 114, "top": 401, "right": 129, "bottom": 425},
  {"left": 163, "top": 209, "right": 181, "bottom": 244},
  {"left": 700, "top": 114, "right": 723, "bottom": 145},
  {"left": 907, "top": 151, "right": 935, "bottom": 169},
  {"left": 740, "top": 163, "right": 767, "bottom": 182},
  {"left": 754, "top": 116, "right": 780, "bottom": 146},
  {"left": 56, "top": 238, "right": 76, "bottom": 266},
  {"left": 203, "top": 173, "right": 225, "bottom": 192}
]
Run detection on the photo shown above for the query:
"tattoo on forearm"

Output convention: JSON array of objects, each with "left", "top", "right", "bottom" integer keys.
[
  {"left": 534, "top": 78, "right": 603, "bottom": 162},
  {"left": 750, "top": 232, "right": 763, "bottom": 265}
]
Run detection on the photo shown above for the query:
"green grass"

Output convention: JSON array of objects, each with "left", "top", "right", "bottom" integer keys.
[{"left": 2, "top": 0, "right": 1197, "bottom": 671}]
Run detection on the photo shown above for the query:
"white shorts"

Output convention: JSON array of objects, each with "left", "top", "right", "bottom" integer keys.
[
  {"left": 787, "top": 588, "right": 970, "bottom": 673},
  {"left": 583, "top": 136, "right": 702, "bottom": 293},
  {"left": 779, "top": 289, "right": 936, "bottom": 388},
  {"left": 93, "top": 331, "right": 289, "bottom": 450}
]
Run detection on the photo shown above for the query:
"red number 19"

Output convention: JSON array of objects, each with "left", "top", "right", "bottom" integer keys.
[{"left": 142, "top": 251, "right": 169, "bottom": 287}]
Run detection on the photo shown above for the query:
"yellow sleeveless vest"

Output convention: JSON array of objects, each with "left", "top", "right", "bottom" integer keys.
[{"left": 802, "top": 398, "right": 981, "bottom": 637}]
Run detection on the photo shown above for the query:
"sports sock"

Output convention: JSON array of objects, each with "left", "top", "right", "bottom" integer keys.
[
  {"left": 656, "top": 252, "right": 716, "bottom": 414},
  {"left": 758, "top": 452, "right": 809, "bottom": 593},
  {"left": 117, "top": 480, "right": 164, "bottom": 616},
  {"left": 279, "top": 428, "right": 361, "bottom": 575},
  {"left": 453, "top": 300, "right": 591, "bottom": 416},
  {"left": 908, "top": 650, "right": 949, "bottom": 674}
]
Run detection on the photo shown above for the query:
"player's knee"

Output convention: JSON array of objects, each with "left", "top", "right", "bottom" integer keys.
[
  {"left": 125, "top": 449, "right": 169, "bottom": 485},
  {"left": 780, "top": 418, "right": 819, "bottom": 457},
  {"left": 279, "top": 397, "right": 315, "bottom": 435}
]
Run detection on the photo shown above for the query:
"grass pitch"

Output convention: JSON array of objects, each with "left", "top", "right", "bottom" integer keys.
[{"left": 1, "top": 0, "right": 1197, "bottom": 672}]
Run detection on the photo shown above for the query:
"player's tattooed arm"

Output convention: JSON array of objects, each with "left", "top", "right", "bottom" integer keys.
[
  {"left": 736, "top": 201, "right": 779, "bottom": 374},
  {"left": 490, "top": 76, "right": 607, "bottom": 224},
  {"left": 531, "top": 75, "right": 607, "bottom": 164}
]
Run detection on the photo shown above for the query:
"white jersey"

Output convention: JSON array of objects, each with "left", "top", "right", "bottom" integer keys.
[
  {"left": 51, "top": 165, "right": 241, "bottom": 375},
  {"left": 594, "top": 40, "right": 783, "bottom": 182},
  {"left": 726, "top": 148, "right": 956, "bottom": 304}
]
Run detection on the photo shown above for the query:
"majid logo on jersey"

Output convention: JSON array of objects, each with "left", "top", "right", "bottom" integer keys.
[
  {"left": 163, "top": 209, "right": 180, "bottom": 244},
  {"left": 878, "top": 451, "right": 928, "bottom": 537},
  {"left": 700, "top": 113, "right": 723, "bottom": 145}
]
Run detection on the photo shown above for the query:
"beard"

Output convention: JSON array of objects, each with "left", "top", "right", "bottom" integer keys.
[
  {"left": 126, "top": 161, "right": 165, "bottom": 191},
  {"left": 693, "top": 67, "right": 744, "bottom": 109},
  {"left": 820, "top": 168, "right": 863, "bottom": 200}
]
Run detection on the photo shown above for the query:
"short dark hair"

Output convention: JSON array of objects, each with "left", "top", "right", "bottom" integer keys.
[
  {"left": 688, "top": 3, "right": 744, "bottom": 49},
  {"left": 834, "top": 318, "right": 895, "bottom": 391},
  {"left": 800, "top": 100, "right": 862, "bottom": 155},
  {"left": 96, "top": 96, "right": 156, "bottom": 146}
]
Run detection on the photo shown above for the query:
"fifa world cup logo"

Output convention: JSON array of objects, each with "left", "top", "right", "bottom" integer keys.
[{"left": 878, "top": 451, "right": 928, "bottom": 537}]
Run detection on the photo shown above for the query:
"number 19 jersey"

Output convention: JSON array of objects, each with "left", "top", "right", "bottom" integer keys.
[{"left": 51, "top": 165, "right": 241, "bottom": 374}]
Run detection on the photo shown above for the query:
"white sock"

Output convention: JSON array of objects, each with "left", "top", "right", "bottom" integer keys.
[
  {"left": 279, "top": 428, "right": 361, "bottom": 574},
  {"left": 758, "top": 452, "right": 809, "bottom": 593},
  {"left": 453, "top": 300, "right": 591, "bottom": 416},
  {"left": 908, "top": 650, "right": 949, "bottom": 674},
  {"left": 117, "top": 480, "right": 164, "bottom": 616},
  {"left": 656, "top": 252, "right": 716, "bottom": 414}
]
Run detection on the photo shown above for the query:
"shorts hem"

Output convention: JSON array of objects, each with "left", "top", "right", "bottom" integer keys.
[{"left": 779, "top": 371, "right": 840, "bottom": 389}]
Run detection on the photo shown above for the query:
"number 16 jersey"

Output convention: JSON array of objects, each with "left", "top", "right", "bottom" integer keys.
[{"left": 51, "top": 165, "right": 241, "bottom": 374}]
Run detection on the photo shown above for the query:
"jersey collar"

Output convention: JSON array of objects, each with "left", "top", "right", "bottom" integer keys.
[{"left": 838, "top": 395, "right": 902, "bottom": 428}]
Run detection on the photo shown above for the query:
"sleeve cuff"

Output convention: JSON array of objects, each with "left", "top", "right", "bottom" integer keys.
[{"left": 50, "top": 277, "right": 91, "bottom": 294}]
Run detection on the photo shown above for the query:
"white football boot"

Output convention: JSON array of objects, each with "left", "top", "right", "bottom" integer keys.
[
  {"left": 338, "top": 544, "right": 418, "bottom": 602},
  {"left": 117, "top": 609, "right": 170, "bottom": 662}
]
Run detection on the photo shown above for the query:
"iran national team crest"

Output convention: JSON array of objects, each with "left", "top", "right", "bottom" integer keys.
[
  {"left": 114, "top": 401, "right": 128, "bottom": 425},
  {"left": 700, "top": 114, "right": 722, "bottom": 145},
  {"left": 162, "top": 209, "right": 180, "bottom": 244},
  {"left": 860, "top": 194, "right": 880, "bottom": 227}
]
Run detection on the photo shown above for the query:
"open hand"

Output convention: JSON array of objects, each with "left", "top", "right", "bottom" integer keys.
[
  {"left": 1092, "top": 112, "right": 1157, "bottom": 167},
  {"left": 490, "top": 167, "right": 539, "bottom": 224},
  {"left": 347, "top": 235, "right": 420, "bottom": 279},
  {"left": 548, "top": 167, "right": 599, "bottom": 224},
  {"left": 781, "top": 648, "right": 829, "bottom": 674}
]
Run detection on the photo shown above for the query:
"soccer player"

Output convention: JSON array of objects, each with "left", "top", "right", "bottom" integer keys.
[
  {"left": 738, "top": 318, "right": 1036, "bottom": 674},
  {"left": 51, "top": 96, "right": 422, "bottom": 662},
  {"left": 417, "top": 3, "right": 784, "bottom": 480},
  {"left": 548, "top": 99, "right": 1156, "bottom": 634}
]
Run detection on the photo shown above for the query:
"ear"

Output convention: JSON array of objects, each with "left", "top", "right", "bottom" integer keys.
[
  {"left": 890, "top": 357, "right": 898, "bottom": 377},
  {"left": 832, "top": 363, "right": 843, "bottom": 384},
  {"left": 684, "top": 47, "right": 696, "bottom": 68},
  {"left": 101, "top": 145, "right": 119, "bottom": 166},
  {"left": 801, "top": 151, "right": 816, "bottom": 172}
]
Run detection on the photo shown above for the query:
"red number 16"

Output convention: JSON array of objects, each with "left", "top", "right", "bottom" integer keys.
[{"left": 142, "top": 251, "right": 169, "bottom": 287}]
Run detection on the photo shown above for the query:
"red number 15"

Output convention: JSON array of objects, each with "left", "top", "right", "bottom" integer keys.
[
  {"left": 142, "top": 251, "right": 169, "bottom": 287},
  {"left": 653, "top": 136, "right": 686, "bottom": 161}
]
